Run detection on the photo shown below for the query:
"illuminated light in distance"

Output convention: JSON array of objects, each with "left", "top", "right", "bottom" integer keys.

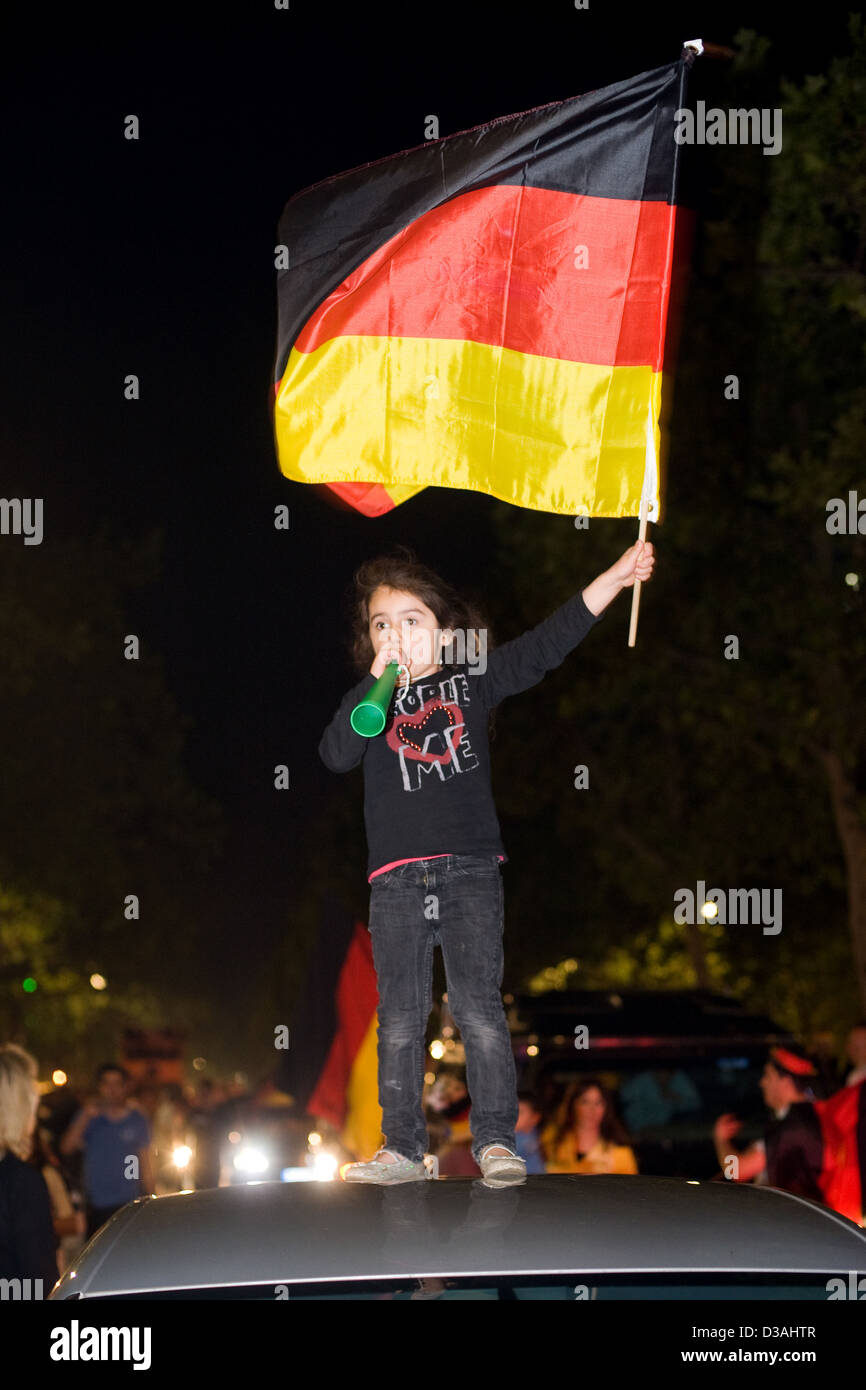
[
  {"left": 313, "top": 1151, "right": 338, "bottom": 1181},
  {"left": 233, "top": 1146, "right": 269, "bottom": 1175}
]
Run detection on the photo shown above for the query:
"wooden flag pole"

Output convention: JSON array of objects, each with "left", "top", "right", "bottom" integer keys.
[
  {"left": 627, "top": 496, "right": 649, "bottom": 648},
  {"left": 624, "top": 35, "right": 713, "bottom": 647}
]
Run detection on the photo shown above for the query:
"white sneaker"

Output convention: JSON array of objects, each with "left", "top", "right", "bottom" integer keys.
[
  {"left": 342, "top": 1148, "right": 439, "bottom": 1183},
  {"left": 477, "top": 1145, "right": 527, "bottom": 1187}
]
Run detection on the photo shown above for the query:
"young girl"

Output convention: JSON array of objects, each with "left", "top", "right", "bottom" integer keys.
[{"left": 318, "top": 539, "right": 654, "bottom": 1185}]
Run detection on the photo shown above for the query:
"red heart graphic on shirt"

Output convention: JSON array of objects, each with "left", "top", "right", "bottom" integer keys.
[{"left": 386, "top": 701, "right": 465, "bottom": 764}]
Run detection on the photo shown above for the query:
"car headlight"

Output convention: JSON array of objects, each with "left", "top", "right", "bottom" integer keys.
[
  {"left": 312, "top": 1150, "right": 338, "bottom": 1181},
  {"left": 233, "top": 1145, "right": 270, "bottom": 1175}
]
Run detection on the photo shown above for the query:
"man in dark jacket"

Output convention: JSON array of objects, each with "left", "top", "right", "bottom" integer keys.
[{"left": 713, "top": 1045, "right": 823, "bottom": 1200}]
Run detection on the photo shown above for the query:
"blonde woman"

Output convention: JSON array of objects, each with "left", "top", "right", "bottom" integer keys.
[
  {"left": 541, "top": 1077, "right": 638, "bottom": 1175},
  {"left": 0, "top": 1043, "right": 59, "bottom": 1288}
]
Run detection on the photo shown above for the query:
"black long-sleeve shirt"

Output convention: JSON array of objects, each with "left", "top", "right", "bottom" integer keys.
[
  {"left": 764, "top": 1103, "right": 825, "bottom": 1204},
  {"left": 318, "top": 587, "right": 603, "bottom": 880},
  {"left": 0, "top": 1153, "right": 59, "bottom": 1291}
]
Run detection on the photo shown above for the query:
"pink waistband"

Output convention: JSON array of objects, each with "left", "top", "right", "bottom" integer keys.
[{"left": 369, "top": 853, "right": 504, "bottom": 883}]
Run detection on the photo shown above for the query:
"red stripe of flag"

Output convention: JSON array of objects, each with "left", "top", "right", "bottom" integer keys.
[
  {"left": 295, "top": 187, "right": 674, "bottom": 370},
  {"left": 320, "top": 481, "right": 406, "bottom": 517},
  {"left": 307, "top": 921, "right": 379, "bottom": 1127}
]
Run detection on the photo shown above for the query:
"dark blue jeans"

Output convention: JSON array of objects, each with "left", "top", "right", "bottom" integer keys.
[{"left": 367, "top": 854, "right": 518, "bottom": 1164}]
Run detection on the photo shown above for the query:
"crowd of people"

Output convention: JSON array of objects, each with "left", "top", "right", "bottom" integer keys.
[
  {"left": 0, "top": 1050, "right": 233, "bottom": 1289},
  {"left": 1, "top": 1022, "right": 864, "bottom": 1290},
  {"left": 423, "top": 1025, "right": 866, "bottom": 1201},
  {"left": 427, "top": 1071, "right": 640, "bottom": 1175}
]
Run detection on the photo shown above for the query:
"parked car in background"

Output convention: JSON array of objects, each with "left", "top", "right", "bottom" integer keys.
[
  {"left": 213, "top": 1094, "right": 334, "bottom": 1186},
  {"left": 507, "top": 989, "right": 819, "bottom": 1177}
]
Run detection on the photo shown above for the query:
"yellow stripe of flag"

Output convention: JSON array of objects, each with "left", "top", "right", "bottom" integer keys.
[
  {"left": 275, "top": 336, "right": 663, "bottom": 518},
  {"left": 339, "top": 1012, "right": 383, "bottom": 1162}
]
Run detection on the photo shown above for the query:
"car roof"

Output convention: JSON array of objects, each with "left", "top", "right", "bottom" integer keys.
[
  {"left": 510, "top": 989, "right": 791, "bottom": 1046},
  {"left": 50, "top": 1176, "right": 866, "bottom": 1298}
]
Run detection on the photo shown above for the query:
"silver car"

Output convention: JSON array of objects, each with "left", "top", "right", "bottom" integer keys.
[{"left": 49, "top": 1175, "right": 866, "bottom": 1300}]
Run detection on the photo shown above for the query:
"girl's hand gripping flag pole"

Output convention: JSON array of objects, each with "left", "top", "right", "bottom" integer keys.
[
  {"left": 602, "top": 529, "right": 655, "bottom": 642},
  {"left": 628, "top": 498, "right": 651, "bottom": 648}
]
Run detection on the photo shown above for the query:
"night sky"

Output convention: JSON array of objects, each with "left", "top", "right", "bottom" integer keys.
[{"left": 2, "top": 3, "right": 850, "bottom": 1032}]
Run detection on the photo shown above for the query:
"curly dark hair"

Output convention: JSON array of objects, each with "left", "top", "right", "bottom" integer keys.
[{"left": 347, "top": 544, "right": 498, "bottom": 737}]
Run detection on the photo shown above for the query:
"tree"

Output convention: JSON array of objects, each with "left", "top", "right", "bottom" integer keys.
[
  {"left": 0, "top": 525, "right": 225, "bottom": 1064},
  {"left": 484, "top": 24, "right": 866, "bottom": 1041}
]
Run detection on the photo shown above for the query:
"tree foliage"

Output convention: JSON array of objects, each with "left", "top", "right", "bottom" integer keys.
[
  {"left": 487, "top": 24, "right": 866, "bottom": 1043},
  {"left": 0, "top": 527, "right": 225, "bottom": 1063}
]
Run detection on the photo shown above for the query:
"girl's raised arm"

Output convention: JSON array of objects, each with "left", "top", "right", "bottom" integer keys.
[
  {"left": 478, "top": 588, "right": 602, "bottom": 707},
  {"left": 478, "top": 542, "right": 653, "bottom": 707}
]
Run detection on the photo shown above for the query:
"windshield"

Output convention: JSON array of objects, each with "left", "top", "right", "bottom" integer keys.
[{"left": 78, "top": 1273, "right": 841, "bottom": 1301}]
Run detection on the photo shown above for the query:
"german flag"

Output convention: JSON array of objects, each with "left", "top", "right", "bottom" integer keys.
[
  {"left": 816, "top": 1080, "right": 866, "bottom": 1226},
  {"left": 273, "top": 50, "right": 697, "bottom": 519},
  {"left": 274, "top": 898, "right": 381, "bottom": 1160}
]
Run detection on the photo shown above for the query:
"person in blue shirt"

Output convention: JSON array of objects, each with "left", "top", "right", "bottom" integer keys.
[
  {"left": 60, "top": 1063, "right": 153, "bottom": 1238},
  {"left": 514, "top": 1091, "right": 547, "bottom": 1173}
]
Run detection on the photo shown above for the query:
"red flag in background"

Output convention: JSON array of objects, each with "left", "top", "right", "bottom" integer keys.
[
  {"left": 306, "top": 919, "right": 381, "bottom": 1160},
  {"left": 274, "top": 900, "right": 382, "bottom": 1161},
  {"left": 815, "top": 1081, "right": 866, "bottom": 1226}
]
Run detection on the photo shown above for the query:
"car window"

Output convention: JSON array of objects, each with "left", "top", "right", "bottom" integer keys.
[{"left": 79, "top": 1273, "right": 839, "bottom": 1301}]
